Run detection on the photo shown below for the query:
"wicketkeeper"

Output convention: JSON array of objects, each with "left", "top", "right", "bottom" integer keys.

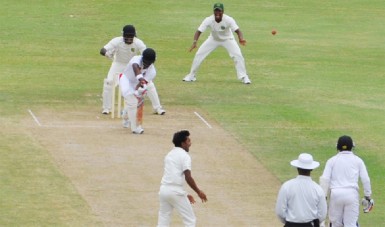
[{"left": 100, "top": 25, "right": 165, "bottom": 115}]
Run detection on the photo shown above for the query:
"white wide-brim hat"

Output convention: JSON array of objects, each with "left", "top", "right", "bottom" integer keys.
[{"left": 290, "top": 153, "right": 320, "bottom": 170}]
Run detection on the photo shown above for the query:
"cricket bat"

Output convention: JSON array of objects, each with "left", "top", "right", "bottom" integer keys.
[{"left": 136, "top": 96, "right": 145, "bottom": 126}]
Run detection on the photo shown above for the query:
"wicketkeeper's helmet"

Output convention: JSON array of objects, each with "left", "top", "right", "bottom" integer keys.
[
  {"left": 122, "top": 25, "right": 136, "bottom": 36},
  {"left": 337, "top": 135, "right": 354, "bottom": 151}
]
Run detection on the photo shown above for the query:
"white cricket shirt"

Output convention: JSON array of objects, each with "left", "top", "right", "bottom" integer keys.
[
  {"left": 198, "top": 14, "right": 239, "bottom": 41},
  {"left": 103, "top": 37, "right": 146, "bottom": 63},
  {"left": 320, "top": 151, "right": 372, "bottom": 196},
  {"left": 275, "top": 175, "right": 327, "bottom": 223},
  {"left": 120, "top": 55, "right": 156, "bottom": 97},
  {"left": 160, "top": 147, "right": 191, "bottom": 190}
]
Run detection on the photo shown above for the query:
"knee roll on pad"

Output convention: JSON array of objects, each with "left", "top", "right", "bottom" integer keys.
[
  {"left": 103, "top": 79, "right": 114, "bottom": 109},
  {"left": 104, "top": 79, "right": 114, "bottom": 87}
]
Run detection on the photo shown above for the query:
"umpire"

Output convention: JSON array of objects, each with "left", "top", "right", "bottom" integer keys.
[{"left": 275, "top": 153, "right": 327, "bottom": 227}]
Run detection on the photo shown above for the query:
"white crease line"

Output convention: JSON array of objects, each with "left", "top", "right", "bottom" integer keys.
[
  {"left": 40, "top": 125, "right": 119, "bottom": 129},
  {"left": 28, "top": 109, "right": 42, "bottom": 127},
  {"left": 194, "top": 112, "right": 212, "bottom": 129}
]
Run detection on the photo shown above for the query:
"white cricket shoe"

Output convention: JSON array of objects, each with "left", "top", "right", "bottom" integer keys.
[
  {"left": 102, "top": 108, "right": 110, "bottom": 114},
  {"left": 154, "top": 107, "right": 166, "bottom": 115},
  {"left": 132, "top": 126, "right": 144, "bottom": 134},
  {"left": 241, "top": 76, "right": 251, "bottom": 84},
  {"left": 183, "top": 74, "right": 196, "bottom": 82}
]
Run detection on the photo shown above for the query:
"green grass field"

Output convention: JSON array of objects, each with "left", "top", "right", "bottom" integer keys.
[{"left": 1, "top": 0, "right": 384, "bottom": 225}]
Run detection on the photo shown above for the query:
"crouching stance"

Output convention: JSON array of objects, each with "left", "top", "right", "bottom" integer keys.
[
  {"left": 100, "top": 24, "right": 165, "bottom": 115},
  {"left": 119, "top": 48, "right": 157, "bottom": 134},
  {"left": 157, "top": 130, "right": 208, "bottom": 227}
]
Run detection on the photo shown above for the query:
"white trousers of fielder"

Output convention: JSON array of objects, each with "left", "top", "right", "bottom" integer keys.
[
  {"left": 328, "top": 188, "right": 360, "bottom": 227},
  {"left": 157, "top": 185, "right": 196, "bottom": 227},
  {"left": 186, "top": 36, "right": 248, "bottom": 80}
]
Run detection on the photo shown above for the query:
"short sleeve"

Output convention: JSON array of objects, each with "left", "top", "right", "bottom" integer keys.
[
  {"left": 228, "top": 16, "right": 239, "bottom": 31},
  {"left": 135, "top": 38, "right": 147, "bottom": 54},
  {"left": 182, "top": 153, "right": 192, "bottom": 172},
  {"left": 197, "top": 17, "right": 211, "bottom": 33},
  {"left": 143, "top": 65, "right": 156, "bottom": 82},
  {"left": 104, "top": 37, "right": 120, "bottom": 52}
]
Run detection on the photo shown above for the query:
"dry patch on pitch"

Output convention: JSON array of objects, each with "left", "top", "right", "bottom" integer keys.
[{"left": 25, "top": 107, "right": 282, "bottom": 226}]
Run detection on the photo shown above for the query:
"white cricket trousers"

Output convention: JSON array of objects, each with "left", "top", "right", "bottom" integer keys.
[
  {"left": 145, "top": 81, "right": 162, "bottom": 111},
  {"left": 122, "top": 95, "right": 139, "bottom": 132},
  {"left": 328, "top": 188, "right": 359, "bottom": 227},
  {"left": 157, "top": 185, "right": 196, "bottom": 227},
  {"left": 187, "top": 36, "right": 248, "bottom": 80}
]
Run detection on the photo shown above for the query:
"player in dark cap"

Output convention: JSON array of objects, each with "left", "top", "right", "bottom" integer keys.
[
  {"left": 99, "top": 25, "right": 165, "bottom": 116},
  {"left": 183, "top": 3, "right": 251, "bottom": 84},
  {"left": 319, "top": 135, "right": 373, "bottom": 227},
  {"left": 119, "top": 48, "right": 159, "bottom": 134}
]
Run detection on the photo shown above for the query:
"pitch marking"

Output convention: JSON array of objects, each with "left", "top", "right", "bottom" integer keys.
[
  {"left": 28, "top": 109, "right": 42, "bottom": 127},
  {"left": 194, "top": 111, "right": 212, "bottom": 129}
]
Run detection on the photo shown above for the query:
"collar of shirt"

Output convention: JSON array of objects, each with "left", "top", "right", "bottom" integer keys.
[{"left": 296, "top": 175, "right": 312, "bottom": 180}]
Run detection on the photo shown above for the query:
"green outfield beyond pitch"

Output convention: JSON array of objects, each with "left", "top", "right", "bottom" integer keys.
[{"left": 1, "top": 0, "right": 384, "bottom": 226}]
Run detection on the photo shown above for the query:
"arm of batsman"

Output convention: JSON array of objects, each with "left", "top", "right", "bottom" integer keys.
[{"left": 134, "top": 84, "right": 147, "bottom": 98}]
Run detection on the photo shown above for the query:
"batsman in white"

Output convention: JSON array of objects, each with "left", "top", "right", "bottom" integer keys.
[
  {"left": 119, "top": 48, "right": 157, "bottom": 134},
  {"left": 319, "top": 135, "right": 373, "bottom": 227},
  {"left": 157, "top": 130, "right": 207, "bottom": 227},
  {"left": 183, "top": 3, "right": 251, "bottom": 84},
  {"left": 100, "top": 25, "right": 165, "bottom": 115},
  {"left": 275, "top": 153, "right": 327, "bottom": 227}
]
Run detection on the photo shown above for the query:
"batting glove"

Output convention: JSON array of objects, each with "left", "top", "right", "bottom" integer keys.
[{"left": 134, "top": 86, "right": 147, "bottom": 98}]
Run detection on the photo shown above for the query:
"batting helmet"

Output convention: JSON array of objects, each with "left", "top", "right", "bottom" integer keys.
[
  {"left": 142, "top": 48, "right": 156, "bottom": 65},
  {"left": 337, "top": 135, "right": 354, "bottom": 151},
  {"left": 122, "top": 25, "right": 136, "bottom": 36}
]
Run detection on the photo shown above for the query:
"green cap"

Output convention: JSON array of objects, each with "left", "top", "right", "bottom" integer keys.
[{"left": 213, "top": 3, "right": 224, "bottom": 11}]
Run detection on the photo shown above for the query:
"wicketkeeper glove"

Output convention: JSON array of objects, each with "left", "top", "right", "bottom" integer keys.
[
  {"left": 361, "top": 196, "right": 374, "bottom": 213},
  {"left": 105, "top": 50, "right": 114, "bottom": 60}
]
